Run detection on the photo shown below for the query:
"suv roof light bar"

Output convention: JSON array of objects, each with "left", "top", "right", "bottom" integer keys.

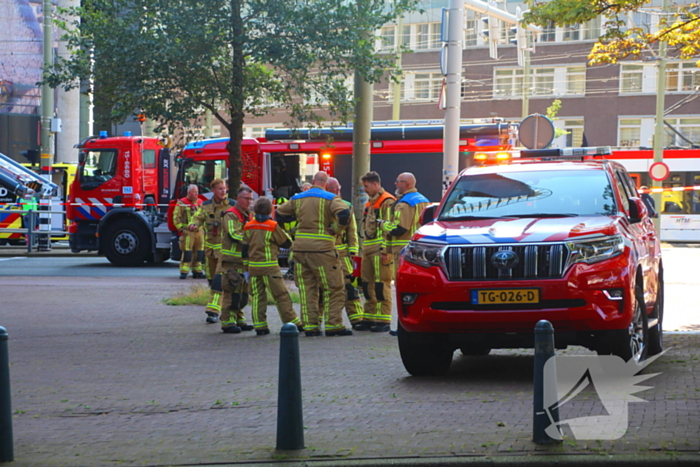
[{"left": 520, "top": 146, "right": 612, "bottom": 159}]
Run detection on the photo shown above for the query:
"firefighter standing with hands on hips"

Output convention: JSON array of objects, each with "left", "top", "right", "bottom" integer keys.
[
  {"left": 276, "top": 171, "right": 353, "bottom": 337},
  {"left": 173, "top": 184, "right": 205, "bottom": 280},
  {"left": 326, "top": 177, "right": 364, "bottom": 327},
  {"left": 242, "top": 197, "right": 303, "bottom": 335},
  {"left": 356, "top": 171, "right": 395, "bottom": 333}
]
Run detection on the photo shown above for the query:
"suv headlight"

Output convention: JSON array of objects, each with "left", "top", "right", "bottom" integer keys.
[
  {"left": 566, "top": 235, "right": 624, "bottom": 265},
  {"left": 404, "top": 241, "right": 445, "bottom": 268}
]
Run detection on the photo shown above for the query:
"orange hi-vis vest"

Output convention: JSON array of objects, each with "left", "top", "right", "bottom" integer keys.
[
  {"left": 365, "top": 190, "right": 396, "bottom": 210},
  {"left": 244, "top": 219, "right": 278, "bottom": 232}
]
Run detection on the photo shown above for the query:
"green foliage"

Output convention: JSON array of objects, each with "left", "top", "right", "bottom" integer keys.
[
  {"left": 524, "top": 0, "right": 700, "bottom": 66},
  {"left": 45, "top": 0, "right": 419, "bottom": 193},
  {"left": 545, "top": 99, "right": 569, "bottom": 139}
]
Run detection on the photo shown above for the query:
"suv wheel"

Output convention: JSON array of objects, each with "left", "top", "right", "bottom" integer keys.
[
  {"left": 613, "top": 285, "right": 648, "bottom": 364},
  {"left": 397, "top": 323, "right": 453, "bottom": 376},
  {"left": 648, "top": 267, "right": 664, "bottom": 356}
]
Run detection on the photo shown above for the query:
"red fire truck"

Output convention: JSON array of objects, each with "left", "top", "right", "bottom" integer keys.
[{"left": 68, "top": 122, "right": 514, "bottom": 266}]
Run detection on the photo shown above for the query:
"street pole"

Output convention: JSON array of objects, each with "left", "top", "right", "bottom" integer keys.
[
  {"left": 521, "top": 36, "right": 531, "bottom": 119},
  {"left": 392, "top": 16, "right": 404, "bottom": 121},
  {"left": 39, "top": 0, "right": 54, "bottom": 252},
  {"left": 442, "top": 0, "right": 464, "bottom": 195},
  {"left": 652, "top": 0, "right": 668, "bottom": 232}
]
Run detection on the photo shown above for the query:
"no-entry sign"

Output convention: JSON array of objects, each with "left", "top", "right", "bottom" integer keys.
[{"left": 649, "top": 161, "right": 670, "bottom": 181}]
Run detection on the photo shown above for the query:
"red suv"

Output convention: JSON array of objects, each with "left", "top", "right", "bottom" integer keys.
[{"left": 395, "top": 150, "right": 664, "bottom": 376}]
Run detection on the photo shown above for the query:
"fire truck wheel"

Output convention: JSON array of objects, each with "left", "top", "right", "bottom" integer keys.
[
  {"left": 103, "top": 219, "right": 151, "bottom": 267},
  {"left": 397, "top": 323, "right": 453, "bottom": 376}
]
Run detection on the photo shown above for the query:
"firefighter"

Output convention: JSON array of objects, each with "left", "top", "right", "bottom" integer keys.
[
  {"left": 357, "top": 171, "right": 395, "bottom": 333},
  {"left": 276, "top": 171, "right": 352, "bottom": 337},
  {"left": 326, "top": 177, "right": 363, "bottom": 327},
  {"left": 188, "top": 178, "right": 247, "bottom": 328},
  {"left": 209, "top": 187, "right": 256, "bottom": 333},
  {"left": 242, "top": 197, "right": 302, "bottom": 335},
  {"left": 387, "top": 173, "right": 430, "bottom": 278},
  {"left": 173, "top": 184, "right": 205, "bottom": 279}
]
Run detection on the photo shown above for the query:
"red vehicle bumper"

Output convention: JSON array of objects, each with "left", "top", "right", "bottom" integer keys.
[{"left": 396, "top": 253, "right": 635, "bottom": 347}]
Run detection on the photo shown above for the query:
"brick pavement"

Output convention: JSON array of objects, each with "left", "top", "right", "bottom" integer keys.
[{"left": 0, "top": 276, "right": 699, "bottom": 466}]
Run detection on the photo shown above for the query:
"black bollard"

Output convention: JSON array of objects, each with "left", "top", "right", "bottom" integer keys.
[
  {"left": 276, "top": 323, "right": 304, "bottom": 450},
  {"left": 533, "top": 319, "right": 561, "bottom": 445},
  {"left": 0, "top": 326, "right": 13, "bottom": 462},
  {"left": 26, "top": 210, "right": 35, "bottom": 254}
]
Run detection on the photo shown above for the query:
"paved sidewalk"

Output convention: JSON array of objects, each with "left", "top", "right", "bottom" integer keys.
[{"left": 1, "top": 276, "right": 699, "bottom": 466}]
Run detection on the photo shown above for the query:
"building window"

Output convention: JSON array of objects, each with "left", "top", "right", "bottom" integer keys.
[
  {"left": 666, "top": 62, "right": 700, "bottom": 92},
  {"left": 566, "top": 66, "right": 586, "bottom": 95},
  {"left": 563, "top": 24, "right": 580, "bottom": 41},
  {"left": 532, "top": 68, "right": 555, "bottom": 96},
  {"left": 563, "top": 119, "right": 584, "bottom": 147},
  {"left": 464, "top": 10, "right": 478, "bottom": 47},
  {"left": 494, "top": 68, "right": 524, "bottom": 98},
  {"left": 620, "top": 64, "right": 644, "bottom": 93},
  {"left": 380, "top": 25, "right": 395, "bottom": 52},
  {"left": 619, "top": 119, "right": 641, "bottom": 147},
  {"left": 540, "top": 21, "right": 556, "bottom": 42},
  {"left": 412, "top": 72, "right": 442, "bottom": 101},
  {"left": 415, "top": 23, "right": 430, "bottom": 49},
  {"left": 664, "top": 117, "right": 700, "bottom": 147},
  {"left": 582, "top": 17, "right": 602, "bottom": 40}
]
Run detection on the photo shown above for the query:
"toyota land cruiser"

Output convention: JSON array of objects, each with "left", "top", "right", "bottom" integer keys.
[{"left": 395, "top": 148, "right": 664, "bottom": 376}]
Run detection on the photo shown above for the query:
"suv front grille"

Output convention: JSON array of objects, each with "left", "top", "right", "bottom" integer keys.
[{"left": 444, "top": 244, "right": 569, "bottom": 281}]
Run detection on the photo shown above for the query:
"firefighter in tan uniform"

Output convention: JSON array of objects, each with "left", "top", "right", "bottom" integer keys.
[
  {"left": 326, "top": 177, "right": 363, "bottom": 327},
  {"left": 242, "top": 197, "right": 302, "bottom": 335},
  {"left": 173, "top": 184, "right": 205, "bottom": 279},
  {"left": 276, "top": 171, "right": 352, "bottom": 337},
  {"left": 357, "top": 171, "right": 395, "bottom": 333},
  {"left": 188, "top": 179, "right": 247, "bottom": 328},
  {"left": 386, "top": 173, "right": 430, "bottom": 277},
  {"left": 209, "top": 187, "right": 256, "bottom": 333}
]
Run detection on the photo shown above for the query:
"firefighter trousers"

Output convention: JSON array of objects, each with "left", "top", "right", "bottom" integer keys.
[
  {"left": 339, "top": 255, "right": 363, "bottom": 324},
  {"left": 250, "top": 274, "right": 301, "bottom": 331},
  {"left": 179, "top": 230, "right": 204, "bottom": 275},
  {"left": 206, "top": 260, "right": 249, "bottom": 329},
  {"left": 293, "top": 250, "right": 346, "bottom": 333},
  {"left": 204, "top": 248, "right": 219, "bottom": 281},
  {"left": 360, "top": 252, "right": 393, "bottom": 324}
]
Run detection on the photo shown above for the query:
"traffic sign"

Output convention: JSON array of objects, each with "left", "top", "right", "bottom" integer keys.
[{"left": 649, "top": 161, "right": 670, "bottom": 181}]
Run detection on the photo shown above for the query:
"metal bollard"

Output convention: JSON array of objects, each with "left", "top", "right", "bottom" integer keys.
[
  {"left": 533, "top": 319, "right": 561, "bottom": 445},
  {"left": 276, "top": 323, "right": 304, "bottom": 451},
  {"left": 0, "top": 326, "right": 14, "bottom": 462},
  {"left": 25, "top": 210, "right": 35, "bottom": 254}
]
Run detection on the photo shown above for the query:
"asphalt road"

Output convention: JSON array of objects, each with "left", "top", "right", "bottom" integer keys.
[{"left": 0, "top": 246, "right": 698, "bottom": 331}]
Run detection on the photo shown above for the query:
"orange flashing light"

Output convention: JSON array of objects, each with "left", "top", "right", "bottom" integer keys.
[{"left": 321, "top": 153, "right": 332, "bottom": 160}]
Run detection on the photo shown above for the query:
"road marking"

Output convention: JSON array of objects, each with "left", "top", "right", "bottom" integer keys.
[{"left": 0, "top": 257, "right": 26, "bottom": 261}]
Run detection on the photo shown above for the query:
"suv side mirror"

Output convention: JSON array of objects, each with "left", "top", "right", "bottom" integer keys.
[
  {"left": 628, "top": 197, "right": 647, "bottom": 224},
  {"left": 420, "top": 203, "right": 439, "bottom": 226}
]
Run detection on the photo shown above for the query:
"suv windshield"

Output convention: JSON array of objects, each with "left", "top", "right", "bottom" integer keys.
[
  {"left": 79, "top": 149, "right": 117, "bottom": 190},
  {"left": 440, "top": 169, "right": 616, "bottom": 220}
]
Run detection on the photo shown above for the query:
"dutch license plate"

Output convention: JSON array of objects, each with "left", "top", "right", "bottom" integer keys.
[{"left": 471, "top": 288, "right": 539, "bottom": 305}]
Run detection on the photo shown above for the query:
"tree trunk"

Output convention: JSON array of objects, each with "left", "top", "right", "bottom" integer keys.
[{"left": 227, "top": 0, "right": 246, "bottom": 198}]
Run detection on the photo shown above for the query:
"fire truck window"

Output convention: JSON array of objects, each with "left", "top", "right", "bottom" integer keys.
[
  {"left": 142, "top": 149, "right": 156, "bottom": 169},
  {"left": 182, "top": 159, "right": 226, "bottom": 195},
  {"left": 79, "top": 149, "right": 117, "bottom": 189}
]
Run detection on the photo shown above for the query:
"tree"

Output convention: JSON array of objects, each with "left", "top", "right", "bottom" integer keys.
[
  {"left": 523, "top": 0, "right": 700, "bottom": 66},
  {"left": 45, "top": 0, "right": 418, "bottom": 196}
]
